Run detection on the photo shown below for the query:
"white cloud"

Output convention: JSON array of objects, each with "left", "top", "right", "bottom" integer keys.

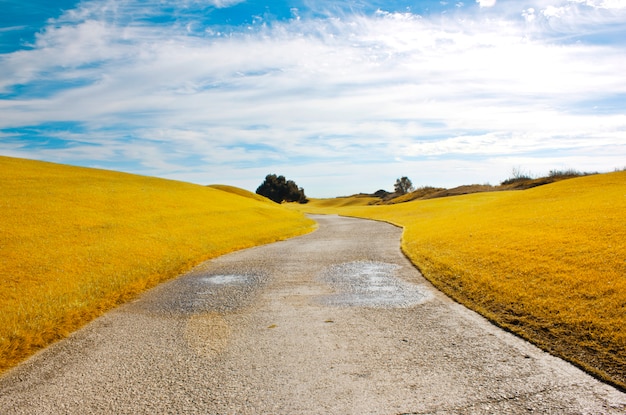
[
  {"left": 476, "top": 0, "right": 497, "bottom": 7},
  {"left": 522, "top": 7, "right": 536, "bottom": 21},
  {"left": 572, "top": 0, "right": 626, "bottom": 10},
  {"left": 532, "top": 0, "right": 626, "bottom": 29},
  {"left": 543, "top": 5, "right": 570, "bottom": 18},
  {"left": 208, "top": 0, "right": 246, "bottom": 8}
]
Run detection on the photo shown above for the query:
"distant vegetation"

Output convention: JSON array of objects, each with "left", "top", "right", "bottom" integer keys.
[
  {"left": 0, "top": 157, "right": 315, "bottom": 374},
  {"left": 500, "top": 167, "right": 596, "bottom": 186},
  {"left": 294, "top": 171, "right": 626, "bottom": 390},
  {"left": 256, "top": 174, "right": 308, "bottom": 204},
  {"left": 353, "top": 169, "right": 599, "bottom": 205}
]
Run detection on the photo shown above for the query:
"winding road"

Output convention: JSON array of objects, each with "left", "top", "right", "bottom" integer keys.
[{"left": 1, "top": 215, "right": 624, "bottom": 414}]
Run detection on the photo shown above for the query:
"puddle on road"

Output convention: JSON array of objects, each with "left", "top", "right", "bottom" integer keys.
[
  {"left": 201, "top": 274, "right": 249, "bottom": 285},
  {"left": 140, "top": 271, "right": 264, "bottom": 315},
  {"left": 318, "top": 261, "right": 431, "bottom": 308}
]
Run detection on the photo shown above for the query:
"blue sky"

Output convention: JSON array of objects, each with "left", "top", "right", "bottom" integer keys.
[{"left": 1, "top": 0, "right": 625, "bottom": 197}]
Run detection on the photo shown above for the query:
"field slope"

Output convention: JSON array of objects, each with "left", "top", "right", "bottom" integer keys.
[
  {"left": 297, "top": 172, "right": 626, "bottom": 390},
  {"left": 0, "top": 156, "right": 315, "bottom": 374}
]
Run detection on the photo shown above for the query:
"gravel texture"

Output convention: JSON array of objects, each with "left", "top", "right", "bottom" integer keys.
[{"left": 1, "top": 214, "right": 625, "bottom": 414}]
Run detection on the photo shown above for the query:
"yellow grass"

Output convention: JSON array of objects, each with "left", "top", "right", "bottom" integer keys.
[
  {"left": 207, "top": 184, "right": 270, "bottom": 202},
  {"left": 295, "top": 172, "right": 626, "bottom": 389},
  {"left": 308, "top": 195, "right": 380, "bottom": 207},
  {"left": 0, "top": 156, "right": 315, "bottom": 373}
]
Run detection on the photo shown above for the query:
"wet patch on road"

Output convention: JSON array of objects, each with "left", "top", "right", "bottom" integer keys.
[
  {"left": 317, "top": 261, "right": 432, "bottom": 308},
  {"left": 136, "top": 269, "right": 267, "bottom": 316},
  {"left": 201, "top": 274, "right": 250, "bottom": 285}
]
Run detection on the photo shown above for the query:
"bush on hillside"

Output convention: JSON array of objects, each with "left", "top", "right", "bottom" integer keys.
[{"left": 256, "top": 174, "right": 308, "bottom": 204}]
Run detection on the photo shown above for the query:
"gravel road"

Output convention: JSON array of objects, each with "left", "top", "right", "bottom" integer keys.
[{"left": 1, "top": 214, "right": 625, "bottom": 414}]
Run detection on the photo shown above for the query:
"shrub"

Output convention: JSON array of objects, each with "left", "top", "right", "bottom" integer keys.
[{"left": 256, "top": 174, "right": 308, "bottom": 204}]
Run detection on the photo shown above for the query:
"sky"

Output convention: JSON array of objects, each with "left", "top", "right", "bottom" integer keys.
[{"left": 1, "top": 0, "right": 625, "bottom": 197}]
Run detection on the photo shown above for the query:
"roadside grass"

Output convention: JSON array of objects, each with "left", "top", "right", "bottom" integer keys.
[
  {"left": 0, "top": 156, "right": 316, "bottom": 374},
  {"left": 295, "top": 171, "right": 626, "bottom": 390}
]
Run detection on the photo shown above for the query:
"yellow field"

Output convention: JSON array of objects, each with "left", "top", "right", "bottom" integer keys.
[
  {"left": 297, "top": 172, "right": 626, "bottom": 389},
  {"left": 0, "top": 156, "right": 316, "bottom": 373}
]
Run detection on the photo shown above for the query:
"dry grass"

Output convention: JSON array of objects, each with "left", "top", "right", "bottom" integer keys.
[
  {"left": 296, "top": 172, "right": 626, "bottom": 390},
  {"left": 0, "top": 156, "right": 315, "bottom": 373},
  {"left": 206, "top": 184, "right": 270, "bottom": 202},
  {"left": 308, "top": 194, "right": 381, "bottom": 207},
  {"left": 371, "top": 172, "right": 593, "bottom": 205}
]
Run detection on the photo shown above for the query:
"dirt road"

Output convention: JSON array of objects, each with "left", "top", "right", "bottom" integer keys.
[{"left": 1, "top": 215, "right": 624, "bottom": 414}]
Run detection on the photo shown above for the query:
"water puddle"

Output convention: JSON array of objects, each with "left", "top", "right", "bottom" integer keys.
[
  {"left": 318, "top": 261, "right": 431, "bottom": 308},
  {"left": 201, "top": 274, "right": 249, "bottom": 285},
  {"left": 140, "top": 271, "right": 264, "bottom": 315}
]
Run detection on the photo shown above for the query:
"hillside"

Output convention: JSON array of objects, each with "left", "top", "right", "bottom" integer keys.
[
  {"left": 206, "top": 184, "right": 271, "bottom": 203},
  {"left": 0, "top": 156, "right": 316, "bottom": 373},
  {"left": 327, "top": 171, "right": 599, "bottom": 206},
  {"left": 295, "top": 171, "right": 626, "bottom": 390}
]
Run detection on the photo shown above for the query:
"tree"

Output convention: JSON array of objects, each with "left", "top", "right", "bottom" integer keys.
[
  {"left": 256, "top": 174, "right": 308, "bottom": 204},
  {"left": 394, "top": 176, "right": 414, "bottom": 195}
]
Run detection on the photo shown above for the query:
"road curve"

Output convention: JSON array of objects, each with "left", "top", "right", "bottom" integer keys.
[{"left": 1, "top": 215, "right": 624, "bottom": 414}]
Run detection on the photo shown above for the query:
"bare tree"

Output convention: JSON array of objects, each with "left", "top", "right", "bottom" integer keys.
[{"left": 394, "top": 176, "right": 414, "bottom": 195}]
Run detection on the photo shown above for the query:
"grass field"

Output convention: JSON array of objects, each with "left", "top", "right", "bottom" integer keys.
[
  {"left": 295, "top": 171, "right": 626, "bottom": 390},
  {"left": 0, "top": 156, "right": 316, "bottom": 374}
]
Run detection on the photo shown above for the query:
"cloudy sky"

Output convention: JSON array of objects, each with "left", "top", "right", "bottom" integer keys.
[{"left": 1, "top": 0, "right": 625, "bottom": 197}]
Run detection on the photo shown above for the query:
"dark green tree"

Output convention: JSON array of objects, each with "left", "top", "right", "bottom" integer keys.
[
  {"left": 394, "top": 176, "right": 414, "bottom": 195},
  {"left": 256, "top": 174, "right": 308, "bottom": 204}
]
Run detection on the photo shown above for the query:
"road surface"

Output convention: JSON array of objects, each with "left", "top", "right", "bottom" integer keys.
[{"left": 1, "top": 215, "right": 624, "bottom": 414}]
